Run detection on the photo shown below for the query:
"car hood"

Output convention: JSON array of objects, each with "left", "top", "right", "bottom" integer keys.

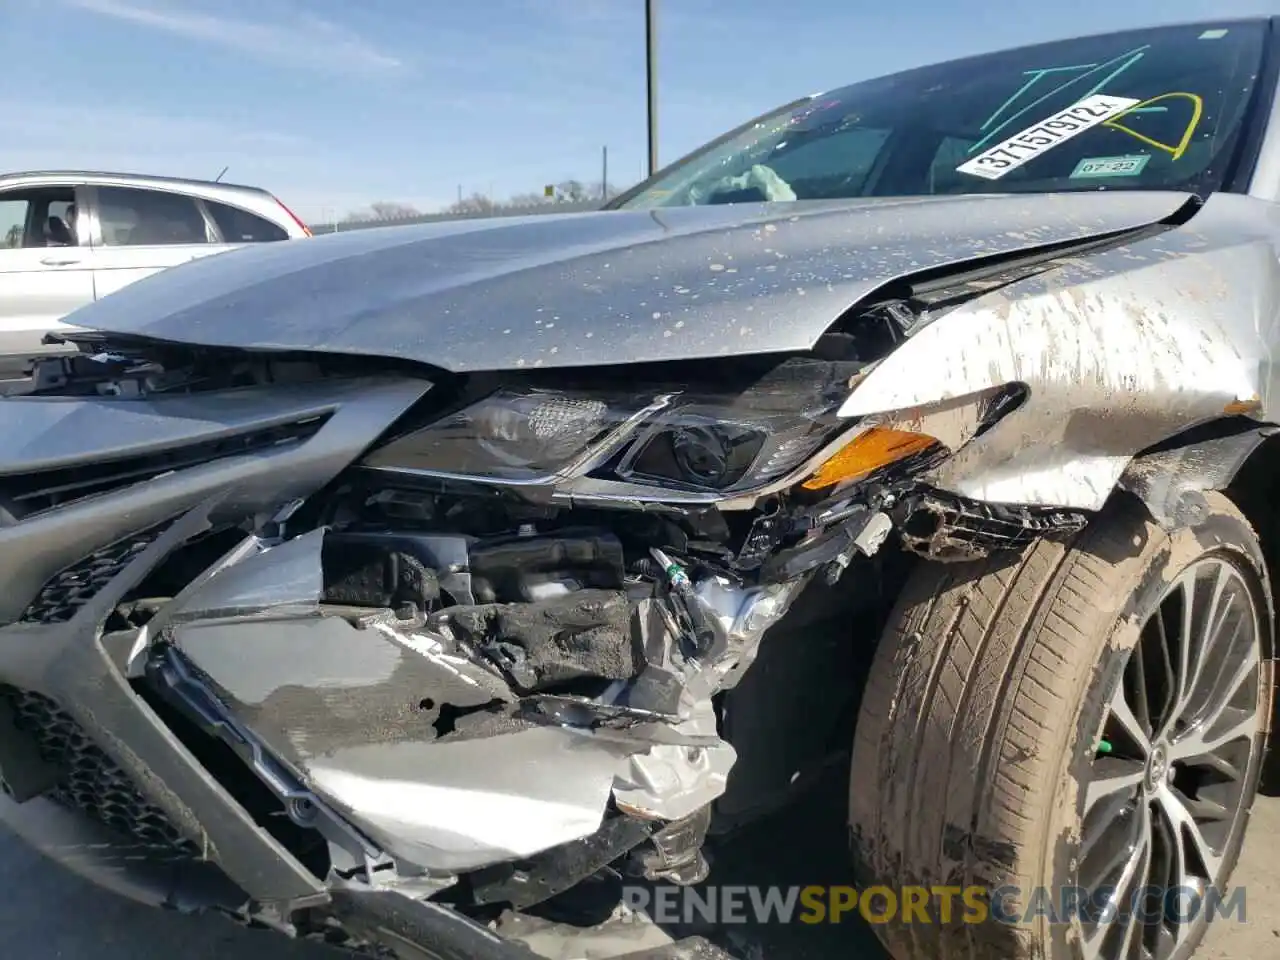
[{"left": 67, "top": 192, "right": 1194, "bottom": 372}]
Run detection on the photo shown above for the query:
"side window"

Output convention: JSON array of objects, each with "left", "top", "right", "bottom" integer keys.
[
  {"left": 0, "top": 188, "right": 79, "bottom": 249},
  {"left": 928, "top": 136, "right": 979, "bottom": 194},
  {"left": 767, "top": 127, "right": 891, "bottom": 198},
  {"left": 204, "top": 200, "right": 288, "bottom": 243},
  {"left": 97, "top": 187, "right": 211, "bottom": 246},
  {"left": 0, "top": 197, "right": 28, "bottom": 249}
]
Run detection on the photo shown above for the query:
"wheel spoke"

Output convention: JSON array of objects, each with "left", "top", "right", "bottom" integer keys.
[
  {"left": 1108, "top": 684, "right": 1153, "bottom": 758},
  {"left": 1178, "top": 793, "right": 1232, "bottom": 822},
  {"left": 1162, "top": 568, "right": 1210, "bottom": 738},
  {"left": 1128, "top": 630, "right": 1154, "bottom": 736},
  {"left": 1080, "top": 770, "right": 1142, "bottom": 865},
  {"left": 1151, "top": 608, "right": 1178, "bottom": 729},
  {"left": 1085, "top": 764, "right": 1146, "bottom": 811},
  {"left": 1154, "top": 782, "right": 1222, "bottom": 882},
  {"left": 1178, "top": 750, "right": 1241, "bottom": 784},
  {"left": 1163, "top": 563, "right": 1247, "bottom": 741},
  {"left": 1081, "top": 790, "right": 1148, "bottom": 882},
  {"left": 1169, "top": 704, "right": 1258, "bottom": 763},
  {"left": 1080, "top": 802, "right": 1152, "bottom": 960},
  {"left": 1173, "top": 568, "right": 1200, "bottom": 709}
]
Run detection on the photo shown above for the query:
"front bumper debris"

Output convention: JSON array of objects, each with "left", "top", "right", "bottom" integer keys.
[
  {"left": 0, "top": 373, "right": 837, "bottom": 958},
  {"left": 140, "top": 522, "right": 806, "bottom": 878}
]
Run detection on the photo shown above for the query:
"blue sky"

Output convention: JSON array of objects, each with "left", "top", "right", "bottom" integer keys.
[{"left": 0, "top": 0, "right": 1272, "bottom": 221}]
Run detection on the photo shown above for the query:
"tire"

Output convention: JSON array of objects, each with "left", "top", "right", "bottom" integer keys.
[{"left": 848, "top": 491, "right": 1273, "bottom": 960}]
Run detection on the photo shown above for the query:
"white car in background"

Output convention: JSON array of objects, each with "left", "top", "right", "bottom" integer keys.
[{"left": 0, "top": 170, "right": 311, "bottom": 390}]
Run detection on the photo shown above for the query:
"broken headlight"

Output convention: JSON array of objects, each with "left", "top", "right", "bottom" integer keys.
[
  {"left": 362, "top": 387, "right": 657, "bottom": 482},
  {"left": 363, "top": 359, "right": 860, "bottom": 495},
  {"left": 613, "top": 406, "right": 835, "bottom": 492}
]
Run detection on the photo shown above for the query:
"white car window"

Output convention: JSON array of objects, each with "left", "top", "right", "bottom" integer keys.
[
  {"left": 0, "top": 199, "right": 27, "bottom": 249},
  {"left": 0, "top": 191, "right": 78, "bottom": 249},
  {"left": 97, "top": 187, "right": 211, "bottom": 247},
  {"left": 204, "top": 200, "right": 288, "bottom": 243}
]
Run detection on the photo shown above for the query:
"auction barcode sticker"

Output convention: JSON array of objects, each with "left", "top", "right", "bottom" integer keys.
[{"left": 957, "top": 94, "right": 1141, "bottom": 181}]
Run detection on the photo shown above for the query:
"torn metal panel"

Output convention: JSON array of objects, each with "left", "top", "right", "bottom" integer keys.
[
  {"left": 147, "top": 514, "right": 810, "bottom": 879},
  {"left": 603, "top": 572, "right": 809, "bottom": 821},
  {"left": 526, "top": 696, "right": 709, "bottom": 747},
  {"left": 163, "top": 553, "right": 649, "bottom": 876},
  {"left": 306, "top": 728, "right": 634, "bottom": 872},
  {"left": 468, "top": 814, "right": 656, "bottom": 909},
  {"left": 612, "top": 701, "right": 736, "bottom": 823},
  {"left": 170, "top": 613, "right": 512, "bottom": 758},
  {"left": 167, "top": 528, "right": 324, "bottom": 623},
  {"left": 838, "top": 198, "right": 1279, "bottom": 510}
]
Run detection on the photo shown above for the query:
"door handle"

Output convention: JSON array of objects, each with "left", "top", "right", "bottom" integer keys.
[{"left": 39, "top": 256, "right": 82, "bottom": 266}]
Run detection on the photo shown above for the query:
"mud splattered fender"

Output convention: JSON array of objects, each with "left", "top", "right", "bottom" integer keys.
[{"left": 838, "top": 223, "right": 1272, "bottom": 511}]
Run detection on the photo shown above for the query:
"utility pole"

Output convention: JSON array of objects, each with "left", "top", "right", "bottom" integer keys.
[
  {"left": 645, "top": 0, "right": 658, "bottom": 177},
  {"left": 602, "top": 145, "right": 609, "bottom": 201}
]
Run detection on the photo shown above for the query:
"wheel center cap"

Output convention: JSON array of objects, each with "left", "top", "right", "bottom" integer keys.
[{"left": 1146, "top": 744, "right": 1170, "bottom": 790}]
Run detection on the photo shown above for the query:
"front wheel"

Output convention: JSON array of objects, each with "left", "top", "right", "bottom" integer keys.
[{"left": 848, "top": 492, "right": 1272, "bottom": 960}]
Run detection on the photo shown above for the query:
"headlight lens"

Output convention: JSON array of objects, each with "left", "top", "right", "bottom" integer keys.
[
  {"left": 363, "top": 388, "right": 651, "bottom": 482},
  {"left": 615, "top": 407, "right": 834, "bottom": 492},
  {"left": 363, "top": 359, "right": 860, "bottom": 494}
]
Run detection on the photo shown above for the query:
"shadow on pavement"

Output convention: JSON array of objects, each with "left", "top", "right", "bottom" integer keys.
[
  {"left": 0, "top": 762, "right": 884, "bottom": 960},
  {"left": 669, "top": 761, "right": 888, "bottom": 960}
]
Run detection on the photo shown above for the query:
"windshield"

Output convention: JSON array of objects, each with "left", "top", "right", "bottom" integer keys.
[{"left": 615, "top": 21, "right": 1269, "bottom": 209}]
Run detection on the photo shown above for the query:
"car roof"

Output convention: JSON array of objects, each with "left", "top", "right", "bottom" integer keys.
[{"left": 0, "top": 170, "right": 273, "bottom": 199}]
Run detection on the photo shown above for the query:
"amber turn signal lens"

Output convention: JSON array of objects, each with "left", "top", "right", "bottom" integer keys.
[
  {"left": 1224, "top": 395, "right": 1262, "bottom": 415},
  {"left": 801, "top": 427, "right": 938, "bottom": 490}
]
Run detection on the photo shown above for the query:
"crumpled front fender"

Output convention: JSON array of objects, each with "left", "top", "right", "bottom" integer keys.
[{"left": 839, "top": 194, "right": 1279, "bottom": 512}]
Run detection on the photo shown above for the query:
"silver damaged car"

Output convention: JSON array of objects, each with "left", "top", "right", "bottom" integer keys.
[{"left": 0, "top": 17, "right": 1278, "bottom": 960}]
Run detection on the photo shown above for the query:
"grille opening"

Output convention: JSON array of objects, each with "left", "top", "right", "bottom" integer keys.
[
  {"left": 0, "top": 680, "right": 329, "bottom": 879},
  {"left": 134, "top": 680, "right": 331, "bottom": 881},
  {"left": 21, "top": 518, "right": 180, "bottom": 625},
  {"left": 0, "top": 684, "right": 199, "bottom": 858},
  {"left": 0, "top": 415, "right": 329, "bottom": 517}
]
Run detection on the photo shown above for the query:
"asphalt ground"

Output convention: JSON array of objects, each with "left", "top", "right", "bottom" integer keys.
[{"left": 3, "top": 763, "right": 1277, "bottom": 960}]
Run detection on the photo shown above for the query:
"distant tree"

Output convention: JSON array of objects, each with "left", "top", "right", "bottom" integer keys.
[
  {"left": 368, "top": 201, "right": 421, "bottom": 220},
  {"left": 332, "top": 179, "right": 630, "bottom": 227},
  {"left": 2, "top": 224, "right": 22, "bottom": 248},
  {"left": 342, "top": 201, "right": 421, "bottom": 222},
  {"left": 446, "top": 192, "right": 497, "bottom": 216},
  {"left": 504, "top": 191, "right": 550, "bottom": 207}
]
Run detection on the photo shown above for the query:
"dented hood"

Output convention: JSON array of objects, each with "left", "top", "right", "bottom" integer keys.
[{"left": 67, "top": 191, "right": 1193, "bottom": 372}]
